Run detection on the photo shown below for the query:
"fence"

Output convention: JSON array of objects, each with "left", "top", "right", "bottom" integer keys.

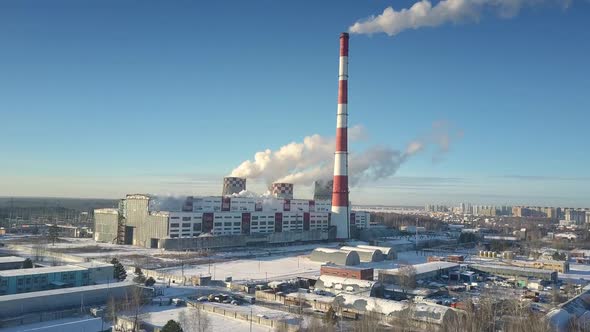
[{"left": 187, "top": 301, "right": 299, "bottom": 332}]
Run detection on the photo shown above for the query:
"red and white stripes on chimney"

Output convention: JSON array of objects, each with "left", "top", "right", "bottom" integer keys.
[{"left": 331, "top": 32, "right": 350, "bottom": 239}]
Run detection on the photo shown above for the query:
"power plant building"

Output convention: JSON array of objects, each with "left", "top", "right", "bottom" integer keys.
[
  {"left": 93, "top": 34, "right": 367, "bottom": 248},
  {"left": 94, "top": 184, "right": 371, "bottom": 249}
]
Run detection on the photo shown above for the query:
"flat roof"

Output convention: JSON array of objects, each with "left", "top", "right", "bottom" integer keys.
[
  {"left": 0, "top": 281, "right": 136, "bottom": 302},
  {"left": 381, "top": 262, "right": 460, "bottom": 275},
  {"left": 321, "top": 264, "right": 373, "bottom": 271},
  {"left": 0, "top": 265, "right": 87, "bottom": 277},
  {"left": 0, "top": 256, "right": 26, "bottom": 264},
  {"left": 471, "top": 264, "right": 552, "bottom": 274},
  {"left": 74, "top": 262, "right": 113, "bottom": 269}
]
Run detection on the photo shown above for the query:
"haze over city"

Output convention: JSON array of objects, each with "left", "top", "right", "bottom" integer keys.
[{"left": 1, "top": 0, "right": 589, "bottom": 207}]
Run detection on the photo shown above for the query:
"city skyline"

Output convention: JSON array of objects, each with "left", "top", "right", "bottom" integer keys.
[{"left": 1, "top": 0, "right": 589, "bottom": 207}]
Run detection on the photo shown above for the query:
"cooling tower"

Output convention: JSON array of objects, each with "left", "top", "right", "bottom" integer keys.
[
  {"left": 271, "top": 182, "right": 294, "bottom": 200},
  {"left": 314, "top": 180, "right": 333, "bottom": 201},
  {"left": 222, "top": 177, "right": 246, "bottom": 196}
]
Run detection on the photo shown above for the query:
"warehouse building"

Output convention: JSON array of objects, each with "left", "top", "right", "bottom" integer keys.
[
  {"left": 470, "top": 264, "right": 557, "bottom": 282},
  {"left": 309, "top": 248, "right": 361, "bottom": 266},
  {"left": 356, "top": 245, "right": 397, "bottom": 260},
  {"left": 378, "top": 262, "right": 460, "bottom": 285},
  {"left": 0, "top": 256, "right": 26, "bottom": 271},
  {"left": 339, "top": 246, "right": 384, "bottom": 262},
  {"left": 0, "top": 282, "right": 137, "bottom": 320},
  {"left": 320, "top": 265, "right": 374, "bottom": 280},
  {"left": 0, "top": 263, "right": 114, "bottom": 295}
]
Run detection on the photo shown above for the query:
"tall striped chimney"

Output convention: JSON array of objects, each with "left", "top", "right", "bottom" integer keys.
[{"left": 331, "top": 32, "right": 350, "bottom": 239}]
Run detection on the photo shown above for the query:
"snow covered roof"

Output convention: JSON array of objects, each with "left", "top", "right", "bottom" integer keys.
[
  {"left": 381, "top": 262, "right": 460, "bottom": 276},
  {"left": 0, "top": 256, "right": 26, "bottom": 264},
  {"left": 335, "top": 294, "right": 454, "bottom": 325},
  {"left": 317, "top": 275, "right": 376, "bottom": 290},
  {"left": 0, "top": 265, "right": 87, "bottom": 277}
]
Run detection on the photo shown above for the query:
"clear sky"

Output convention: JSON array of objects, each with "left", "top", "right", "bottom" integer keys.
[{"left": 1, "top": 0, "right": 589, "bottom": 207}]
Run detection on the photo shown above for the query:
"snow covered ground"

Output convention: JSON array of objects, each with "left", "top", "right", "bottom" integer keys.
[
  {"left": 160, "top": 254, "right": 324, "bottom": 282},
  {"left": 135, "top": 306, "right": 273, "bottom": 332}
]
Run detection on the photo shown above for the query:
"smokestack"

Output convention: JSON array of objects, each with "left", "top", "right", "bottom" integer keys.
[
  {"left": 222, "top": 177, "right": 246, "bottom": 196},
  {"left": 331, "top": 32, "right": 350, "bottom": 239},
  {"left": 271, "top": 182, "right": 294, "bottom": 200}
]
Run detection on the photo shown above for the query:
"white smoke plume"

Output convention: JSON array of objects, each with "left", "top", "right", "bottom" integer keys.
[
  {"left": 229, "top": 122, "right": 461, "bottom": 187},
  {"left": 349, "top": 0, "right": 571, "bottom": 37}
]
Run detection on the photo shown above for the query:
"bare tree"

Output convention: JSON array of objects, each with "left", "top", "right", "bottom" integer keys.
[
  {"left": 179, "top": 305, "right": 210, "bottom": 332},
  {"left": 398, "top": 264, "right": 417, "bottom": 292}
]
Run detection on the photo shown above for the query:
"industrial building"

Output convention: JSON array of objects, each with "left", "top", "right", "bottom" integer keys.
[
  {"left": 0, "top": 262, "right": 114, "bottom": 295},
  {"left": 0, "top": 282, "right": 137, "bottom": 321},
  {"left": 0, "top": 256, "right": 26, "bottom": 271},
  {"left": 377, "top": 262, "right": 460, "bottom": 285},
  {"left": 355, "top": 245, "right": 397, "bottom": 260},
  {"left": 309, "top": 248, "right": 361, "bottom": 266},
  {"left": 320, "top": 265, "right": 374, "bottom": 280},
  {"left": 95, "top": 181, "right": 371, "bottom": 249},
  {"left": 339, "top": 246, "right": 384, "bottom": 262},
  {"left": 508, "top": 259, "right": 570, "bottom": 273},
  {"left": 470, "top": 264, "right": 558, "bottom": 282}
]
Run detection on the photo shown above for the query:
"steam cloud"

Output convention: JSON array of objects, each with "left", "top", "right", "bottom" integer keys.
[
  {"left": 229, "top": 122, "right": 461, "bottom": 187},
  {"left": 349, "top": 0, "right": 571, "bottom": 36}
]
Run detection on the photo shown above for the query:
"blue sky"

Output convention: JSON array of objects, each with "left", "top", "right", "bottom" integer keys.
[{"left": 1, "top": 0, "right": 589, "bottom": 207}]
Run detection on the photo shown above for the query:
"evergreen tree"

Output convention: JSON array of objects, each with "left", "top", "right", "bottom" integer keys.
[
  {"left": 161, "top": 320, "right": 183, "bottom": 332},
  {"left": 145, "top": 277, "right": 156, "bottom": 287},
  {"left": 22, "top": 258, "right": 33, "bottom": 269},
  {"left": 110, "top": 258, "right": 127, "bottom": 281},
  {"left": 133, "top": 268, "right": 147, "bottom": 284},
  {"left": 48, "top": 223, "right": 59, "bottom": 245}
]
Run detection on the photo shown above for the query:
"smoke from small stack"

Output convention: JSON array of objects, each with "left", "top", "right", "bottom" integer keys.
[
  {"left": 229, "top": 121, "right": 461, "bottom": 187},
  {"left": 348, "top": 0, "right": 571, "bottom": 37}
]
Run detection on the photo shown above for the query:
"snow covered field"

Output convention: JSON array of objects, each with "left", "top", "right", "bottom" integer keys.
[{"left": 160, "top": 254, "right": 325, "bottom": 282}]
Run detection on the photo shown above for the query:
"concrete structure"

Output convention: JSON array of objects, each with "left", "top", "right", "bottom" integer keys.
[
  {"left": 339, "top": 246, "right": 383, "bottom": 262},
  {"left": 0, "top": 282, "right": 137, "bottom": 319},
  {"left": 331, "top": 32, "right": 350, "bottom": 240},
  {"left": 309, "top": 248, "right": 360, "bottom": 266},
  {"left": 356, "top": 245, "right": 397, "bottom": 260},
  {"left": 0, "top": 263, "right": 114, "bottom": 295},
  {"left": 93, "top": 208, "right": 119, "bottom": 243},
  {"left": 470, "top": 264, "right": 557, "bottom": 282},
  {"left": 378, "top": 262, "right": 460, "bottom": 285},
  {"left": 320, "top": 265, "right": 374, "bottom": 280},
  {"left": 222, "top": 177, "right": 247, "bottom": 196},
  {"left": 0, "top": 256, "right": 26, "bottom": 271}
]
